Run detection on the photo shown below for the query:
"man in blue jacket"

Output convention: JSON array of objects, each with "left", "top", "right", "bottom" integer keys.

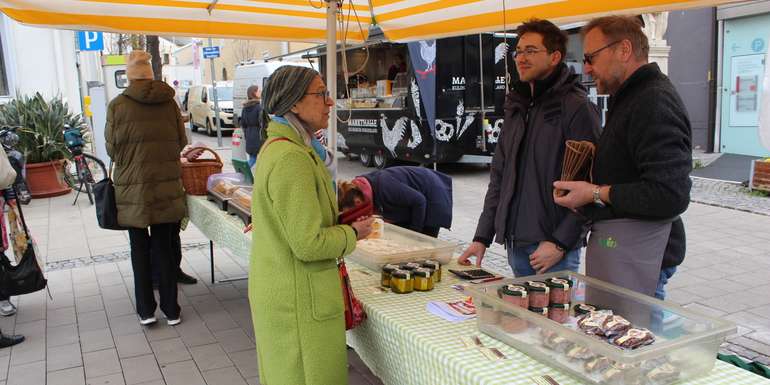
[{"left": 339, "top": 166, "right": 452, "bottom": 237}]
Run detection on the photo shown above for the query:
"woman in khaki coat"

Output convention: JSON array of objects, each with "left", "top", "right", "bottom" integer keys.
[
  {"left": 249, "top": 66, "right": 373, "bottom": 385},
  {"left": 105, "top": 51, "right": 187, "bottom": 326}
]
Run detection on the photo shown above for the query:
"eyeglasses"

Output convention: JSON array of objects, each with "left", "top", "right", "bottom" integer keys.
[
  {"left": 583, "top": 40, "right": 622, "bottom": 65},
  {"left": 513, "top": 47, "right": 548, "bottom": 59},
  {"left": 305, "top": 90, "right": 331, "bottom": 100}
]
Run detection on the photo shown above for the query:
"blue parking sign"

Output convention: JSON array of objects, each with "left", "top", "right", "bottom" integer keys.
[
  {"left": 202, "top": 46, "right": 220, "bottom": 59},
  {"left": 78, "top": 31, "right": 103, "bottom": 51}
]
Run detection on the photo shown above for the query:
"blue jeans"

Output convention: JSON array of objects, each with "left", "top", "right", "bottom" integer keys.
[
  {"left": 654, "top": 266, "right": 677, "bottom": 300},
  {"left": 507, "top": 241, "right": 581, "bottom": 277},
  {"left": 247, "top": 154, "right": 257, "bottom": 168}
]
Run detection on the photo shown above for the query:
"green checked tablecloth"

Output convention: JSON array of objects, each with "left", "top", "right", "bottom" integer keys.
[
  {"left": 186, "top": 196, "right": 768, "bottom": 385},
  {"left": 345, "top": 263, "right": 770, "bottom": 385}
]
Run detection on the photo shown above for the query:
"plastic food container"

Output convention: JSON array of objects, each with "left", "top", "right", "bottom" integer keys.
[
  {"left": 349, "top": 223, "right": 457, "bottom": 271},
  {"left": 466, "top": 272, "right": 736, "bottom": 385}
]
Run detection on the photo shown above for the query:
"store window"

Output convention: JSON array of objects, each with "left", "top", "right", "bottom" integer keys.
[{"left": 0, "top": 33, "right": 9, "bottom": 96}]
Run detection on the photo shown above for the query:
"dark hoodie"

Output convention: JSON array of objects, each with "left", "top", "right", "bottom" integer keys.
[
  {"left": 473, "top": 63, "right": 601, "bottom": 250},
  {"left": 240, "top": 99, "right": 263, "bottom": 157},
  {"left": 105, "top": 79, "right": 188, "bottom": 228}
]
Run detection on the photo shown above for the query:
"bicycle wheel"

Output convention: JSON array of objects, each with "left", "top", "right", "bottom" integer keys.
[
  {"left": 62, "top": 159, "right": 80, "bottom": 189},
  {"left": 82, "top": 153, "right": 107, "bottom": 183},
  {"left": 68, "top": 154, "right": 107, "bottom": 193}
]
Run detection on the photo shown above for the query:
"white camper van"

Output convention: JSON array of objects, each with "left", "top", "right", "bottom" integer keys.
[
  {"left": 187, "top": 81, "right": 235, "bottom": 136},
  {"left": 232, "top": 61, "right": 314, "bottom": 126}
]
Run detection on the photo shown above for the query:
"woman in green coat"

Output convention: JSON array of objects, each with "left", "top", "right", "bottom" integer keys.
[{"left": 249, "top": 66, "right": 373, "bottom": 385}]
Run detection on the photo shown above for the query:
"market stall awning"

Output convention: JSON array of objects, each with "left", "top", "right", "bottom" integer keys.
[
  {"left": 0, "top": 0, "right": 743, "bottom": 43},
  {"left": 0, "top": 0, "right": 372, "bottom": 42}
]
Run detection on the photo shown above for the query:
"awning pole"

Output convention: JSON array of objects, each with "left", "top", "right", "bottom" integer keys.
[{"left": 326, "top": 0, "right": 338, "bottom": 184}]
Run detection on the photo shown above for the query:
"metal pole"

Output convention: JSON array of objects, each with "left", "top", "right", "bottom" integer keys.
[
  {"left": 326, "top": 0, "right": 338, "bottom": 182},
  {"left": 208, "top": 37, "right": 223, "bottom": 147}
]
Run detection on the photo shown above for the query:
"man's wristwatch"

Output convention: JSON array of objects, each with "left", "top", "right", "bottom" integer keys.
[{"left": 592, "top": 186, "right": 606, "bottom": 208}]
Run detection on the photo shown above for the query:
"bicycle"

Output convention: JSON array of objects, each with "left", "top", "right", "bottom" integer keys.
[{"left": 62, "top": 125, "right": 107, "bottom": 205}]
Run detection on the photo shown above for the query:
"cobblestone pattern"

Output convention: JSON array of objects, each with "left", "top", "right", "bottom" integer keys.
[
  {"left": 690, "top": 177, "right": 770, "bottom": 217},
  {"left": 45, "top": 242, "right": 209, "bottom": 271}
]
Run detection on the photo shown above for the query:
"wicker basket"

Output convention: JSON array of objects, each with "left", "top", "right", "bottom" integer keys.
[{"left": 181, "top": 147, "right": 223, "bottom": 195}]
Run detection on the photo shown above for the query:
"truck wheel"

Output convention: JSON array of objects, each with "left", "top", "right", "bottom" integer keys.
[
  {"left": 359, "top": 150, "right": 374, "bottom": 167},
  {"left": 206, "top": 119, "right": 214, "bottom": 137},
  {"left": 373, "top": 152, "right": 390, "bottom": 169}
]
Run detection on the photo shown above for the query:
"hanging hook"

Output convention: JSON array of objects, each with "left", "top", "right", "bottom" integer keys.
[{"left": 206, "top": 0, "right": 218, "bottom": 14}]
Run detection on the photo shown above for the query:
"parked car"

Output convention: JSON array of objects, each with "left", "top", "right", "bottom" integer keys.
[
  {"left": 232, "top": 61, "right": 313, "bottom": 127},
  {"left": 187, "top": 82, "right": 234, "bottom": 136}
]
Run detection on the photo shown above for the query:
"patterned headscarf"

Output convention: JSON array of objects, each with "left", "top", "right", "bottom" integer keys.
[{"left": 260, "top": 65, "right": 319, "bottom": 144}]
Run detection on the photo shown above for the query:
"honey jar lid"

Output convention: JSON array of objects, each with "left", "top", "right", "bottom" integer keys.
[
  {"left": 391, "top": 269, "right": 412, "bottom": 279},
  {"left": 525, "top": 281, "right": 550, "bottom": 293},
  {"left": 545, "top": 277, "right": 573, "bottom": 290},
  {"left": 382, "top": 264, "right": 399, "bottom": 273},
  {"left": 421, "top": 260, "right": 440, "bottom": 268},
  {"left": 413, "top": 268, "right": 433, "bottom": 278},
  {"left": 499, "top": 284, "right": 528, "bottom": 297},
  {"left": 399, "top": 262, "right": 422, "bottom": 271}
]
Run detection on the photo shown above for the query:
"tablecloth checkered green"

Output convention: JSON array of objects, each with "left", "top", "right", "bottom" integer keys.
[{"left": 186, "top": 197, "right": 768, "bottom": 385}]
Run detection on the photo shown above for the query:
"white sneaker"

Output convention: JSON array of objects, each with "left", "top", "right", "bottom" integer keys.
[
  {"left": 0, "top": 300, "right": 16, "bottom": 316},
  {"left": 167, "top": 317, "right": 181, "bottom": 326},
  {"left": 139, "top": 316, "right": 157, "bottom": 325}
]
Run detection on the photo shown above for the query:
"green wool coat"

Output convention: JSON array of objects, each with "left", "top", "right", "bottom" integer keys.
[
  {"left": 105, "top": 79, "right": 188, "bottom": 228},
  {"left": 249, "top": 121, "right": 357, "bottom": 385}
]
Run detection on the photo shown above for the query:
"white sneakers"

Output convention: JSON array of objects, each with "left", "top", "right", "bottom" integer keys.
[
  {"left": 139, "top": 314, "right": 180, "bottom": 326},
  {"left": 0, "top": 300, "right": 16, "bottom": 316}
]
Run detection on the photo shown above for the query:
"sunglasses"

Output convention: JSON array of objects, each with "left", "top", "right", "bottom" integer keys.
[
  {"left": 583, "top": 40, "right": 622, "bottom": 65},
  {"left": 305, "top": 89, "right": 331, "bottom": 100}
]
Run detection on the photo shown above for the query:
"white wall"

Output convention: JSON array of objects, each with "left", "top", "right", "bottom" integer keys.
[{"left": 1, "top": 15, "right": 82, "bottom": 114}]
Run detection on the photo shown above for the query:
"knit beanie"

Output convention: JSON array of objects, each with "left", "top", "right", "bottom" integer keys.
[{"left": 127, "top": 50, "right": 154, "bottom": 80}]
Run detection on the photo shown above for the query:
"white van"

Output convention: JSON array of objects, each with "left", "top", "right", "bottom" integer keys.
[
  {"left": 186, "top": 81, "right": 234, "bottom": 136},
  {"left": 232, "top": 61, "right": 314, "bottom": 126}
]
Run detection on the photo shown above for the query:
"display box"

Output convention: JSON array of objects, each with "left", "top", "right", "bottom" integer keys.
[
  {"left": 751, "top": 159, "right": 770, "bottom": 192},
  {"left": 347, "top": 223, "right": 457, "bottom": 271},
  {"left": 466, "top": 272, "right": 735, "bottom": 385}
]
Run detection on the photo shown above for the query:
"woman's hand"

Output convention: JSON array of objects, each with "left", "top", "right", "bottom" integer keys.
[{"left": 351, "top": 217, "right": 375, "bottom": 240}]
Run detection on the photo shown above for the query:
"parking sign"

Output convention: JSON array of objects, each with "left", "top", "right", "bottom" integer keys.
[
  {"left": 78, "top": 31, "right": 104, "bottom": 51},
  {"left": 202, "top": 46, "right": 220, "bottom": 59}
]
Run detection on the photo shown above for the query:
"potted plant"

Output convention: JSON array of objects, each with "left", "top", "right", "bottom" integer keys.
[{"left": 0, "top": 93, "right": 87, "bottom": 198}]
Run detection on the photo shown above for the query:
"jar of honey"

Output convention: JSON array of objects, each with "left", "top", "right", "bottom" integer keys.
[
  {"left": 413, "top": 268, "right": 434, "bottom": 291},
  {"left": 390, "top": 269, "right": 414, "bottom": 294},
  {"left": 421, "top": 260, "right": 442, "bottom": 282},
  {"left": 381, "top": 264, "right": 399, "bottom": 287}
]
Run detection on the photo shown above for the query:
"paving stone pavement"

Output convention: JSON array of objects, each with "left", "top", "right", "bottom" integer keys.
[{"left": 3, "top": 133, "right": 767, "bottom": 384}]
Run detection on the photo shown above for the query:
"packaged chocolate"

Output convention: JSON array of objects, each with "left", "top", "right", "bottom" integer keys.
[
  {"left": 577, "top": 310, "right": 614, "bottom": 336},
  {"left": 584, "top": 356, "right": 613, "bottom": 373},
  {"left": 566, "top": 345, "right": 594, "bottom": 361},
  {"left": 498, "top": 284, "right": 529, "bottom": 308},
  {"left": 601, "top": 315, "right": 632, "bottom": 338},
  {"left": 573, "top": 303, "right": 598, "bottom": 316},
  {"left": 545, "top": 277, "right": 572, "bottom": 304},
  {"left": 525, "top": 281, "right": 550, "bottom": 308},
  {"left": 645, "top": 363, "right": 680, "bottom": 384},
  {"left": 541, "top": 332, "right": 572, "bottom": 352},
  {"left": 612, "top": 328, "right": 656, "bottom": 349}
]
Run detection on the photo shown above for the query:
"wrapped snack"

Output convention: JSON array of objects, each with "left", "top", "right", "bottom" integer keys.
[
  {"left": 545, "top": 277, "right": 572, "bottom": 304},
  {"left": 645, "top": 363, "right": 680, "bottom": 384},
  {"left": 231, "top": 189, "right": 252, "bottom": 210},
  {"left": 584, "top": 356, "right": 613, "bottom": 373},
  {"left": 525, "top": 281, "right": 550, "bottom": 308},
  {"left": 498, "top": 284, "right": 529, "bottom": 308},
  {"left": 577, "top": 310, "right": 614, "bottom": 336},
  {"left": 541, "top": 332, "right": 572, "bottom": 352},
  {"left": 602, "top": 363, "right": 642, "bottom": 385},
  {"left": 566, "top": 345, "right": 594, "bottom": 361},
  {"left": 573, "top": 303, "right": 598, "bottom": 316},
  {"left": 499, "top": 311, "right": 527, "bottom": 334},
  {"left": 612, "top": 328, "right": 656, "bottom": 349},
  {"left": 548, "top": 303, "right": 571, "bottom": 324},
  {"left": 601, "top": 315, "right": 632, "bottom": 338}
]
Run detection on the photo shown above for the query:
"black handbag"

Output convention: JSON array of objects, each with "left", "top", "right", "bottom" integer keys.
[
  {"left": 94, "top": 163, "right": 127, "bottom": 230},
  {"left": 0, "top": 198, "right": 47, "bottom": 297}
]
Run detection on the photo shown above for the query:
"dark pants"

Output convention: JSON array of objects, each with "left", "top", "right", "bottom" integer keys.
[
  {"left": 152, "top": 226, "right": 182, "bottom": 283},
  {"left": 128, "top": 223, "right": 180, "bottom": 319},
  {"left": 421, "top": 226, "right": 441, "bottom": 238}
]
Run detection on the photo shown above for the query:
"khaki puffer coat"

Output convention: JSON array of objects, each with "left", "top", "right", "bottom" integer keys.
[{"left": 105, "top": 79, "right": 188, "bottom": 228}]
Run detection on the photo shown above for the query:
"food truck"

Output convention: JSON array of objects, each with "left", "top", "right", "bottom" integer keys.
[{"left": 315, "top": 33, "right": 518, "bottom": 168}]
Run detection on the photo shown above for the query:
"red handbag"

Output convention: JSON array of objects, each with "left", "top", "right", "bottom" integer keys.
[{"left": 338, "top": 259, "right": 366, "bottom": 330}]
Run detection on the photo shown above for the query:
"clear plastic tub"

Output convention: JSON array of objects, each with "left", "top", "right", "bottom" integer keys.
[
  {"left": 347, "top": 223, "right": 457, "bottom": 271},
  {"left": 466, "top": 271, "right": 736, "bottom": 385}
]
